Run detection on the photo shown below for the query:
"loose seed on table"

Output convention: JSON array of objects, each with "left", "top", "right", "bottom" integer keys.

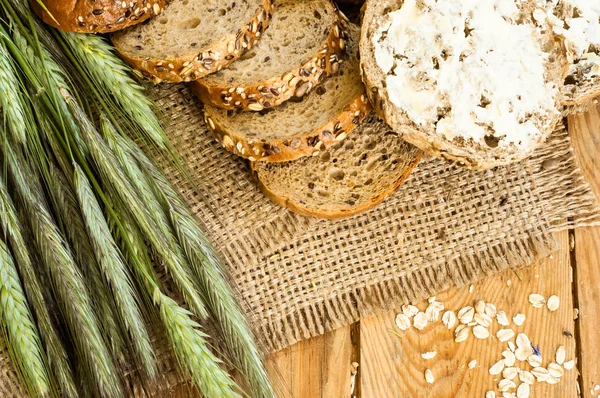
[
  {"left": 547, "top": 295, "right": 560, "bottom": 311},
  {"left": 497, "top": 329, "right": 515, "bottom": 342},
  {"left": 556, "top": 346, "right": 566, "bottom": 365},
  {"left": 473, "top": 325, "right": 490, "bottom": 339},
  {"left": 563, "top": 360, "right": 575, "bottom": 370},
  {"left": 519, "top": 370, "right": 535, "bottom": 384},
  {"left": 502, "top": 367, "right": 518, "bottom": 380},
  {"left": 503, "top": 349, "right": 516, "bottom": 366},
  {"left": 546, "top": 375, "right": 560, "bottom": 384},
  {"left": 458, "top": 306, "right": 475, "bottom": 324},
  {"left": 485, "top": 391, "right": 496, "bottom": 398},
  {"left": 529, "top": 293, "right": 545, "bottom": 308},
  {"left": 498, "top": 378, "right": 516, "bottom": 392},
  {"left": 454, "top": 324, "right": 470, "bottom": 343},
  {"left": 468, "top": 359, "right": 477, "bottom": 369},
  {"left": 490, "top": 359, "right": 505, "bottom": 375},
  {"left": 413, "top": 312, "right": 428, "bottom": 330},
  {"left": 395, "top": 314, "right": 411, "bottom": 330},
  {"left": 512, "top": 314, "right": 526, "bottom": 326},
  {"left": 425, "top": 369, "right": 434, "bottom": 384},
  {"left": 475, "top": 313, "right": 493, "bottom": 327},
  {"left": 516, "top": 333, "right": 531, "bottom": 349},
  {"left": 531, "top": 367, "right": 550, "bottom": 382},
  {"left": 516, "top": 382, "right": 530, "bottom": 398},
  {"left": 402, "top": 304, "right": 419, "bottom": 318},
  {"left": 508, "top": 342, "right": 516, "bottom": 352},
  {"left": 442, "top": 310, "right": 456, "bottom": 329},
  {"left": 527, "top": 354, "right": 542, "bottom": 367},
  {"left": 485, "top": 303, "right": 497, "bottom": 318},
  {"left": 497, "top": 311, "right": 510, "bottom": 326},
  {"left": 548, "top": 362, "right": 564, "bottom": 378},
  {"left": 421, "top": 351, "right": 437, "bottom": 360},
  {"left": 475, "top": 300, "right": 486, "bottom": 314},
  {"left": 516, "top": 346, "right": 533, "bottom": 361}
]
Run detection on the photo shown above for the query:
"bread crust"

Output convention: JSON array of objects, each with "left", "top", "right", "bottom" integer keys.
[
  {"left": 251, "top": 149, "right": 422, "bottom": 219},
  {"left": 204, "top": 92, "right": 372, "bottom": 162},
  {"left": 191, "top": 7, "right": 350, "bottom": 111},
  {"left": 359, "top": 0, "right": 570, "bottom": 170},
  {"left": 31, "top": 0, "right": 165, "bottom": 33},
  {"left": 112, "top": 0, "right": 274, "bottom": 83}
]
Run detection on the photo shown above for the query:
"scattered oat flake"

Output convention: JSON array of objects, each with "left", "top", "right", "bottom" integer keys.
[
  {"left": 502, "top": 349, "right": 516, "bottom": 366},
  {"left": 421, "top": 351, "right": 437, "bottom": 360},
  {"left": 516, "top": 346, "right": 533, "bottom": 361},
  {"left": 594, "top": 384, "right": 600, "bottom": 391},
  {"left": 442, "top": 310, "right": 456, "bottom": 329},
  {"left": 454, "top": 324, "right": 470, "bottom": 343},
  {"left": 546, "top": 375, "right": 560, "bottom": 384},
  {"left": 502, "top": 367, "right": 518, "bottom": 380},
  {"left": 469, "top": 284, "right": 474, "bottom": 293},
  {"left": 512, "top": 314, "right": 525, "bottom": 326},
  {"left": 498, "top": 378, "right": 516, "bottom": 392},
  {"left": 473, "top": 325, "right": 490, "bottom": 339},
  {"left": 413, "top": 312, "right": 428, "bottom": 330},
  {"left": 548, "top": 362, "right": 564, "bottom": 378},
  {"left": 556, "top": 346, "right": 566, "bottom": 365},
  {"left": 428, "top": 296, "right": 436, "bottom": 303},
  {"left": 563, "top": 360, "right": 575, "bottom": 370},
  {"left": 485, "top": 303, "right": 497, "bottom": 318},
  {"left": 516, "top": 333, "right": 531, "bottom": 349},
  {"left": 475, "top": 313, "right": 492, "bottom": 327},
  {"left": 497, "top": 311, "right": 510, "bottom": 326},
  {"left": 490, "top": 360, "right": 505, "bottom": 375},
  {"left": 508, "top": 341, "right": 516, "bottom": 352},
  {"left": 503, "top": 393, "right": 516, "bottom": 398},
  {"left": 531, "top": 367, "right": 550, "bottom": 382},
  {"left": 529, "top": 293, "right": 545, "bottom": 308},
  {"left": 402, "top": 304, "right": 419, "bottom": 318},
  {"left": 547, "top": 295, "right": 560, "bottom": 311},
  {"left": 486, "top": 391, "right": 496, "bottom": 398},
  {"left": 497, "top": 329, "right": 515, "bottom": 342},
  {"left": 425, "top": 369, "right": 434, "bottom": 384},
  {"left": 458, "top": 306, "right": 475, "bottom": 324},
  {"left": 474, "top": 300, "right": 486, "bottom": 314},
  {"left": 517, "top": 382, "right": 530, "bottom": 398},
  {"left": 395, "top": 314, "right": 411, "bottom": 331},
  {"left": 519, "top": 370, "right": 535, "bottom": 385},
  {"left": 527, "top": 354, "right": 542, "bottom": 368},
  {"left": 468, "top": 359, "right": 477, "bottom": 369}
]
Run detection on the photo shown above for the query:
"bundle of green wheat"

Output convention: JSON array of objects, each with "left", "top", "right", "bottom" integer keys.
[{"left": 0, "top": 0, "right": 273, "bottom": 397}]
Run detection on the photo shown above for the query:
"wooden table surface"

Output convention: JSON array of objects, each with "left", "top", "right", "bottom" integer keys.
[{"left": 265, "top": 105, "right": 600, "bottom": 398}]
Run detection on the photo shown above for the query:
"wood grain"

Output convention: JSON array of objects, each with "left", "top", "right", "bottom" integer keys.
[
  {"left": 568, "top": 105, "right": 600, "bottom": 398},
  {"left": 266, "top": 326, "right": 355, "bottom": 398},
  {"left": 360, "top": 230, "right": 577, "bottom": 398}
]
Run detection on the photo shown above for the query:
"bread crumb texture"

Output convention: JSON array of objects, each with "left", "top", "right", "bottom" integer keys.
[{"left": 372, "top": 0, "right": 559, "bottom": 151}]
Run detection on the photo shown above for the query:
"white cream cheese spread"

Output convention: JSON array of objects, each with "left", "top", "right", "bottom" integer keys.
[{"left": 372, "top": 0, "right": 558, "bottom": 150}]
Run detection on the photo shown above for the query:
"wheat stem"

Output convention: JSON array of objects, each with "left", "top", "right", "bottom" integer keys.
[
  {"left": 3, "top": 143, "right": 123, "bottom": 398},
  {"left": 73, "top": 163, "right": 157, "bottom": 378},
  {"left": 0, "top": 174, "right": 78, "bottom": 398}
]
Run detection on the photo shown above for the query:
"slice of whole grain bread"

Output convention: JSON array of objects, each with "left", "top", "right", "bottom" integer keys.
[
  {"left": 360, "top": 0, "right": 569, "bottom": 169},
  {"left": 251, "top": 112, "right": 422, "bottom": 219},
  {"left": 192, "top": 0, "right": 349, "bottom": 111},
  {"left": 32, "top": 0, "right": 166, "bottom": 33},
  {"left": 111, "top": 0, "right": 273, "bottom": 83},
  {"left": 203, "top": 24, "right": 371, "bottom": 162}
]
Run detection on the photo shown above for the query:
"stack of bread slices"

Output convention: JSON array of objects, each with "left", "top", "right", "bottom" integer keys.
[{"left": 36, "top": 0, "right": 600, "bottom": 219}]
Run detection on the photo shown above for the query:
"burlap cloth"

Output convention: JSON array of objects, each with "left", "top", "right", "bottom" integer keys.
[{"left": 1, "top": 85, "right": 599, "bottom": 397}]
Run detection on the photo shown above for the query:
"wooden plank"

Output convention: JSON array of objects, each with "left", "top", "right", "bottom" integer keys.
[
  {"left": 360, "top": 230, "right": 577, "bottom": 397},
  {"left": 568, "top": 105, "right": 600, "bottom": 397},
  {"left": 267, "top": 326, "right": 355, "bottom": 398}
]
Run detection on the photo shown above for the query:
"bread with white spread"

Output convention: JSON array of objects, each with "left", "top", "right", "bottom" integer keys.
[
  {"left": 533, "top": 0, "right": 600, "bottom": 111},
  {"left": 360, "top": 0, "right": 569, "bottom": 169}
]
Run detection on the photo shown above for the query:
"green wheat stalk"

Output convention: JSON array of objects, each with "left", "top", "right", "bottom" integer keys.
[
  {"left": 73, "top": 163, "right": 157, "bottom": 378},
  {"left": 59, "top": 32, "right": 167, "bottom": 149},
  {"left": 0, "top": 236, "right": 51, "bottom": 398},
  {"left": 0, "top": 174, "right": 78, "bottom": 397},
  {"left": 45, "top": 162, "right": 129, "bottom": 368},
  {"left": 0, "top": 41, "right": 28, "bottom": 143},
  {"left": 3, "top": 143, "right": 124, "bottom": 398},
  {"left": 133, "top": 145, "right": 274, "bottom": 398},
  {"left": 63, "top": 95, "right": 208, "bottom": 322},
  {"left": 105, "top": 194, "right": 242, "bottom": 398}
]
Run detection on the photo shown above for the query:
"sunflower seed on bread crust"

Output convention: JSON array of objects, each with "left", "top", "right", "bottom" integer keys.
[
  {"left": 193, "top": 0, "right": 349, "bottom": 109},
  {"left": 112, "top": 0, "right": 274, "bottom": 83}
]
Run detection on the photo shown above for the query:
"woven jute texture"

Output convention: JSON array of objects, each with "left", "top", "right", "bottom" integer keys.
[{"left": 0, "top": 85, "right": 599, "bottom": 397}]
